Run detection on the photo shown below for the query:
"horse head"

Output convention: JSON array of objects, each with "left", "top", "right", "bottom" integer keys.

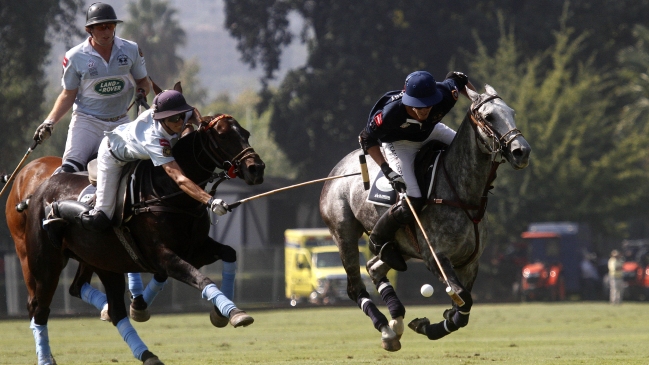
[
  {"left": 466, "top": 85, "right": 531, "bottom": 170},
  {"left": 197, "top": 114, "right": 265, "bottom": 185}
]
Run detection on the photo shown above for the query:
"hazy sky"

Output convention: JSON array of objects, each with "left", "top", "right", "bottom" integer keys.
[{"left": 45, "top": 0, "right": 307, "bottom": 99}]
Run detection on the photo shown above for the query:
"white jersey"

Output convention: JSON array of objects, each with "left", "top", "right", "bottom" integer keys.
[
  {"left": 62, "top": 36, "right": 147, "bottom": 119},
  {"left": 106, "top": 109, "right": 178, "bottom": 166}
]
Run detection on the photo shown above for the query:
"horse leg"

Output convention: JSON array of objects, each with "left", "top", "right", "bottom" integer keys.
[
  {"left": 68, "top": 263, "right": 111, "bottom": 322},
  {"left": 366, "top": 255, "right": 406, "bottom": 341},
  {"left": 27, "top": 253, "right": 64, "bottom": 365},
  {"left": 159, "top": 251, "right": 253, "bottom": 328},
  {"left": 329, "top": 229, "right": 400, "bottom": 352},
  {"left": 128, "top": 271, "right": 170, "bottom": 323},
  {"left": 409, "top": 253, "right": 473, "bottom": 340},
  {"left": 93, "top": 269, "right": 163, "bottom": 365}
]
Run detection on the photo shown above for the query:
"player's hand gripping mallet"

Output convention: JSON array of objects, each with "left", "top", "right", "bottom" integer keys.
[{"left": 401, "top": 193, "right": 465, "bottom": 307}]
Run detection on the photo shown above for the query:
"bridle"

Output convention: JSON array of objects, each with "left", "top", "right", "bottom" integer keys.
[
  {"left": 195, "top": 114, "right": 260, "bottom": 182},
  {"left": 428, "top": 94, "right": 524, "bottom": 269},
  {"left": 469, "top": 94, "right": 523, "bottom": 158}
]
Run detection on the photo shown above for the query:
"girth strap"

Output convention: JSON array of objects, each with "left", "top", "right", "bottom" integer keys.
[{"left": 112, "top": 226, "right": 156, "bottom": 272}]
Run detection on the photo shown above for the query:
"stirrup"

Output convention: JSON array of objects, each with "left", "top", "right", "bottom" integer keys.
[{"left": 378, "top": 241, "right": 407, "bottom": 272}]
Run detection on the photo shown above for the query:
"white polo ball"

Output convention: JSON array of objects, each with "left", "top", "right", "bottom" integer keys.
[{"left": 420, "top": 284, "right": 434, "bottom": 297}]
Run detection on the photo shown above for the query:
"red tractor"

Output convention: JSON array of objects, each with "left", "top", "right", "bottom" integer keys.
[
  {"left": 519, "top": 222, "right": 591, "bottom": 301},
  {"left": 619, "top": 240, "right": 649, "bottom": 301},
  {"left": 520, "top": 234, "right": 566, "bottom": 301}
]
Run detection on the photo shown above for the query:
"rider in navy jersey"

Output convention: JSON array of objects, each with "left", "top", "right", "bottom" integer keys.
[{"left": 359, "top": 70, "right": 476, "bottom": 271}]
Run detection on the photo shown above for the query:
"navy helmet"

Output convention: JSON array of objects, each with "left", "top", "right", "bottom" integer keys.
[{"left": 402, "top": 71, "right": 442, "bottom": 108}]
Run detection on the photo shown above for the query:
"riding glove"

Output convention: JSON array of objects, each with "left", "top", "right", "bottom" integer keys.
[
  {"left": 34, "top": 120, "right": 54, "bottom": 143},
  {"left": 208, "top": 197, "right": 230, "bottom": 216},
  {"left": 381, "top": 163, "right": 407, "bottom": 193},
  {"left": 135, "top": 88, "right": 146, "bottom": 102}
]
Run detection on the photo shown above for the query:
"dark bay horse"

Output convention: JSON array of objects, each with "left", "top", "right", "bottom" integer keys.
[
  {"left": 320, "top": 85, "right": 531, "bottom": 351},
  {"left": 8, "top": 113, "right": 264, "bottom": 365}
]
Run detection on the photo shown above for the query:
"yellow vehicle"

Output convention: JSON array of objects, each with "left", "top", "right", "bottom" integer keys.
[{"left": 285, "top": 228, "right": 396, "bottom": 306}]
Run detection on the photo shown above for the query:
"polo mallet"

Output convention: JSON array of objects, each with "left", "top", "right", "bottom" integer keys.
[
  {"left": 359, "top": 154, "right": 370, "bottom": 190},
  {"left": 0, "top": 140, "right": 39, "bottom": 199},
  {"left": 228, "top": 172, "right": 361, "bottom": 209},
  {"left": 401, "top": 193, "right": 466, "bottom": 307}
]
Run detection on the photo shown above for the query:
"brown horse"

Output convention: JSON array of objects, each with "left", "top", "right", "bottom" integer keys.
[{"left": 5, "top": 111, "right": 265, "bottom": 365}]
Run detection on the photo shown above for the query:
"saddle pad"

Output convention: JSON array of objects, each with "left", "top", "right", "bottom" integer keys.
[
  {"left": 366, "top": 152, "right": 442, "bottom": 207},
  {"left": 77, "top": 184, "right": 97, "bottom": 205},
  {"left": 366, "top": 170, "right": 398, "bottom": 207}
]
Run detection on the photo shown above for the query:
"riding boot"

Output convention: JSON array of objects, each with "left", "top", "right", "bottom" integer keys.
[
  {"left": 370, "top": 197, "right": 425, "bottom": 272},
  {"left": 42, "top": 203, "right": 67, "bottom": 249},
  {"left": 54, "top": 200, "right": 111, "bottom": 232},
  {"left": 370, "top": 209, "right": 408, "bottom": 272}
]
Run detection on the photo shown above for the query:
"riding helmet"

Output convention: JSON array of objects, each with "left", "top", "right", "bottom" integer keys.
[
  {"left": 153, "top": 90, "right": 194, "bottom": 120},
  {"left": 402, "top": 71, "right": 443, "bottom": 108},
  {"left": 85, "top": 2, "right": 123, "bottom": 27}
]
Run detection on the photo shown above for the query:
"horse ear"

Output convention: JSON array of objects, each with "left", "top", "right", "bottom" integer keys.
[
  {"left": 484, "top": 84, "right": 498, "bottom": 96},
  {"left": 150, "top": 77, "right": 163, "bottom": 95},
  {"left": 466, "top": 86, "right": 480, "bottom": 102},
  {"left": 174, "top": 81, "right": 182, "bottom": 93}
]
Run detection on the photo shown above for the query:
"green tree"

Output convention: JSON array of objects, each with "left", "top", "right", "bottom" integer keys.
[
  {"left": 121, "top": 0, "right": 186, "bottom": 88},
  {"left": 468, "top": 17, "right": 649, "bottom": 245},
  {"left": 223, "top": 0, "right": 649, "bottom": 181},
  {"left": 0, "top": 0, "right": 83, "bottom": 249}
]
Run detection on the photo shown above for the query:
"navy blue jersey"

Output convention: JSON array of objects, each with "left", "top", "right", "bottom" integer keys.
[{"left": 362, "top": 75, "right": 466, "bottom": 146}]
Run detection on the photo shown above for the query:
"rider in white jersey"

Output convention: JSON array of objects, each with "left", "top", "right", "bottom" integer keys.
[{"left": 33, "top": 2, "right": 150, "bottom": 173}]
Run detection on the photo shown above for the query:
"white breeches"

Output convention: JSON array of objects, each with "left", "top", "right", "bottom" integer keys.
[
  {"left": 62, "top": 111, "right": 130, "bottom": 171},
  {"left": 383, "top": 122, "right": 456, "bottom": 198},
  {"left": 93, "top": 138, "right": 127, "bottom": 219}
]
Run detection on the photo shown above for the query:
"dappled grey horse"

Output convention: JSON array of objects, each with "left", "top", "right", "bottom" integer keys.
[{"left": 320, "top": 85, "right": 531, "bottom": 351}]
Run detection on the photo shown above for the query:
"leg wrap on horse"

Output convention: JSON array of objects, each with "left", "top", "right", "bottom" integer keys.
[
  {"left": 80, "top": 283, "right": 108, "bottom": 311},
  {"left": 142, "top": 276, "right": 167, "bottom": 306},
  {"left": 30, "top": 317, "right": 53, "bottom": 365},
  {"left": 356, "top": 290, "right": 389, "bottom": 331},
  {"left": 449, "top": 290, "right": 473, "bottom": 328},
  {"left": 116, "top": 317, "right": 148, "bottom": 360},
  {"left": 221, "top": 261, "right": 237, "bottom": 300},
  {"left": 376, "top": 277, "right": 405, "bottom": 319},
  {"left": 128, "top": 273, "right": 144, "bottom": 298},
  {"left": 425, "top": 319, "right": 459, "bottom": 340},
  {"left": 202, "top": 283, "right": 235, "bottom": 318}
]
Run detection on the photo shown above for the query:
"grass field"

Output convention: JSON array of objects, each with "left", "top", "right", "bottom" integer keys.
[{"left": 1, "top": 302, "right": 648, "bottom": 365}]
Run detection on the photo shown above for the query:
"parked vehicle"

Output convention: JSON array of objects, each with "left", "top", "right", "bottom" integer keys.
[
  {"left": 519, "top": 222, "right": 592, "bottom": 301},
  {"left": 284, "top": 228, "right": 396, "bottom": 306},
  {"left": 619, "top": 240, "right": 649, "bottom": 301}
]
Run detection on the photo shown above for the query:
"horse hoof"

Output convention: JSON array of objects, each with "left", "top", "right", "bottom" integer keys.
[
  {"left": 130, "top": 295, "right": 150, "bottom": 322},
  {"left": 381, "top": 338, "right": 401, "bottom": 352},
  {"left": 408, "top": 317, "right": 430, "bottom": 336},
  {"left": 389, "top": 316, "right": 404, "bottom": 340},
  {"left": 100, "top": 304, "right": 111, "bottom": 322},
  {"left": 229, "top": 309, "right": 254, "bottom": 328},
  {"left": 209, "top": 306, "right": 229, "bottom": 328},
  {"left": 143, "top": 356, "right": 164, "bottom": 365}
]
